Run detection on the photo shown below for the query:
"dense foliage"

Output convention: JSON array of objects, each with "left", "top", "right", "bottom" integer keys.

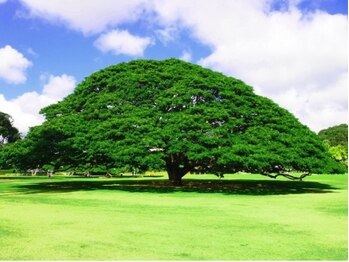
[
  {"left": 3, "top": 59, "right": 345, "bottom": 183},
  {"left": 0, "top": 112, "right": 20, "bottom": 169},
  {"left": 318, "top": 124, "right": 348, "bottom": 148},
  {"left": 0, "top": 112, "right": 20, "bottom": 146},
  {"left": 318, "top": 124, "right": 348, "bottom": 166}
]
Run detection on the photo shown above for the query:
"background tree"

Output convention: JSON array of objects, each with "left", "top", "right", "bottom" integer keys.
[
  {"left": 318, "top": 124, "right": 348, "bottom": 166},
  {"left": 0, "top": 112, "right": 20, "bottom": 146},
  {"left": 11, "top": 59, "right": 345, "bottom": 184},
  {"left": 0, "top": 112, "right": 20, "bottom": 169},
  {"left": 318, "top": 124, "right": 348, "bottom": 148},
  {"left": 328, "top": 145, "right": 347, "bottom": 165}
]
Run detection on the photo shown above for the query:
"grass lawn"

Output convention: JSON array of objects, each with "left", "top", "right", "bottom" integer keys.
[{"left": 0, "top": 173, "right": 347, "bottom": 260}]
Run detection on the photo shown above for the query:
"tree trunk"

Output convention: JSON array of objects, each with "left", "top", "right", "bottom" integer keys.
[
  {"left": 167, "top": 168, "right": 185, "bottom": 186},
  {"left": 31, "top": 167, "right": 39, "bottom": 176},
  {"left": 165, "top": 154, "right": 191, "bottom": 186}
]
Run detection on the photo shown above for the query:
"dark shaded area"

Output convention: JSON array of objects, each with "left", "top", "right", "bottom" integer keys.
[
  {"left": 0, "top": 176, "right": 42, "bottom": 180},
  {"left": 10, "top": 178, "right": 339, "bottom": 195}
]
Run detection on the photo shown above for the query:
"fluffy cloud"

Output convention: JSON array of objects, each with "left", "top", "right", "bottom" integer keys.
[
  {"left": 0, "top": 74, "right": 76, "bottom": 134},
  {"left": 269, "top": 72, "right": 348, "bottom": 132},
  {"left": 155, "top": 26, "right": 179, "bottom": 45},
  {"left": 94, "top": 29, "right": 153, "bottom": 57},
  {"left": 42, "top": 74, "right": 76, "bottom": 100},
  {"left": 0, "top": 45, "right": 32, "bottom": 84},
  {"left": 20, "top": 1, "right": 154, "bottom": 56},
  {"left": 19, "top": 0, "right": 148, "bottom": 35},
  {"left": 179, "top": 50, "right": 192, "bottom": 62}
]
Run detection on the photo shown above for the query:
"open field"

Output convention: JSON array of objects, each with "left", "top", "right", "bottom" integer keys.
[{"left": 0, "top": 173, "right": 347, "bottom": 260}]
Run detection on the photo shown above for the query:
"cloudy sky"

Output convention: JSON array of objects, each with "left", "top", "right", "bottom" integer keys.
[{"left": 0, "top": 0, "right": 347, "bottom": 134}]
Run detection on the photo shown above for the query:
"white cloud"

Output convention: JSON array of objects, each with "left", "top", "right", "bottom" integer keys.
[
  {"left": 42, "top": 74, "right": 76, "bottom": 100},
  {"left": 270, "top": 72, "right": 348, "bottom": 132},
  {"left": 179, "top": 50, "right": 192, "bottom": 62},
  {"left": 155, "top": 26, "right": 179, "bottom": 45},
  {"left": 0, "top": 45, "right": 32, "bottom": 84},
  {"left": 19, "top": 1, "right": 154, "bottom": 56},
  {"left": 94, "top": 29, "right": 153, "bottom": 57},
  {"left": 0, "top": 74, "right": 76, "bottom": 134},
  {"left": 197, "top": 9, "right": 347, "bottom": 93},
  {"left": 0, "top": 94, "right": 42, "bottom": 134},
  {"left": 19, "top": 0, "right": 149, "bottom": 35}
]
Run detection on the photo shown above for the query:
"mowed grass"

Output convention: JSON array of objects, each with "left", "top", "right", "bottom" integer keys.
[{"left": 0, "top": 173, "right": 347, "bottom": 260}]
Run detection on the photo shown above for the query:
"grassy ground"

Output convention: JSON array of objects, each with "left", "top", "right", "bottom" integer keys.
[{"left": 0, "top": 173, "right": 347, "bottom": 260}]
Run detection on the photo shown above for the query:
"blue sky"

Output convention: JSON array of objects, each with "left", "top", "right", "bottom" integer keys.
[{"left": 0, "top": 0, "right": 347, "bottom": 133}]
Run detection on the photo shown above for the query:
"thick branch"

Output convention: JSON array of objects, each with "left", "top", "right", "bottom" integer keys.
[{"left": 261, "top": 173, "right": 311, "bottom": 181}]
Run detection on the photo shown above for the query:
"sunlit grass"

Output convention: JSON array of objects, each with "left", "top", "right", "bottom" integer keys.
[{"left": 0, "top": 173, "right": 347, "bottom": 260}]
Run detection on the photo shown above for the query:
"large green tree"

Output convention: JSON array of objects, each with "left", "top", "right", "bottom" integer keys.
[{"left": 11, "top": 59, "right": 345, "bottom": 184}]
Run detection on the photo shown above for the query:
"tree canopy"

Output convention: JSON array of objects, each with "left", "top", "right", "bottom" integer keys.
[
  {"left": 318, "top": 124, "right": 348, "bottom": 166},
  {"left": 318, "top": 124, "right": 348, "bottom": 148},
  {"left": 5, "top": 59, "right": 345, "bottom": 183}
]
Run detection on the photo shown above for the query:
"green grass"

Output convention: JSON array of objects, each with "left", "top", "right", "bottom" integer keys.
[{"left": 0, "top": 173, "right": 347, "bottom": 260}]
